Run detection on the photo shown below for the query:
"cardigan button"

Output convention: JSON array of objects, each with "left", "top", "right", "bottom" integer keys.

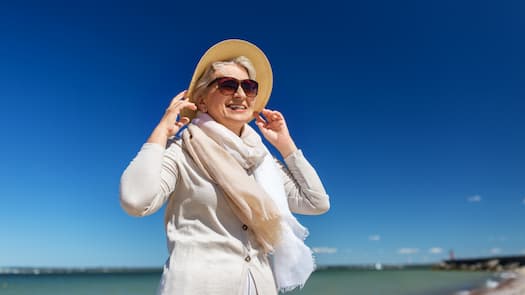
[
  {"left": 245, "top": 256, "right": 251, "bottom": 262},
  {"left": 242, "top": 224, "right": 248, "bottom": 231}
]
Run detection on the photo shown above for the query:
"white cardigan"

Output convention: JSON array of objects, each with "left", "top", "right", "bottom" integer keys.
[{"left": 120, "top": 139, "right": 330, "bottom": 295}]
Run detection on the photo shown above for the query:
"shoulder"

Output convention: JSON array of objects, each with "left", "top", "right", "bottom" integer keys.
[
  {"left": 167, "top": 136, "right": 183, "bottom": 149},
  {"left": 164, "top": 136, "right": 185, "bottom": 158}
]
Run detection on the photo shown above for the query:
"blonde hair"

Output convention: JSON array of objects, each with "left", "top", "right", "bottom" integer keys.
[{"left": 192, "top": 56, "right": 256, "bottom": 102}]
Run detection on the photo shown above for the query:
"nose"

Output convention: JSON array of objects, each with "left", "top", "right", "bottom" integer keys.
[{"left": 233, "top": 85, "right": 247, "bottom": 99}]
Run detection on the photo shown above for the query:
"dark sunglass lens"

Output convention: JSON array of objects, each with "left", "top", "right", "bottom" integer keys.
[
  {"left": 217, "top": 78, "right": 239, "bottom": 95},
  {"left": 241, "top": 80, "right": 258, "bottom": 97}
]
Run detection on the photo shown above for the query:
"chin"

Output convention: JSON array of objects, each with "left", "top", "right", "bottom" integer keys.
[
  {"left": 226, "top": 111, "right": 253, "bottom": 122},
  {"left": 227, "top": 117, "right": 252, "bottom": 125}
]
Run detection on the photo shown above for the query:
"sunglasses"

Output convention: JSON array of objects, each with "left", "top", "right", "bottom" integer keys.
[{"left": 207, "top": 77, "right": 258, "bottom": 98}]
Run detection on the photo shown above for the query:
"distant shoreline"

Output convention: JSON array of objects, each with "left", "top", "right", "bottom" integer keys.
[
  {"left": 0, "top": 264, "right": 435, "bottom": 275},
  {"left": 0, "top": 267, "right": 162, "bottom": 275},
  {"left": 3, "top": 256, "right": 524, "bottom": 276}
]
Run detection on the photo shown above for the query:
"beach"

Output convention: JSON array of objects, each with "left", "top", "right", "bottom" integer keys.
[{"left": 465, "top": 268, "right": 525, "bottom": 295}]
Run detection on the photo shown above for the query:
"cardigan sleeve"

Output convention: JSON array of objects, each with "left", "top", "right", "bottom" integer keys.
[
  {"left": 119, "top": 142, "right": 180, "bottom": 217},
  {"left": 276, "top": 149, "right": 330, "bottom": 215}
]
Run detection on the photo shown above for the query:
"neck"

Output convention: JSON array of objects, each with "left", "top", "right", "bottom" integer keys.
[
  {"left": 227, "top": 125, "right": 243, "bottom": 136},
  {"left": 215, "top": 120, "right": 244, "bottom": 137},
  {"left": 196, "top": 112, "right": 244, "bottom": 136}
]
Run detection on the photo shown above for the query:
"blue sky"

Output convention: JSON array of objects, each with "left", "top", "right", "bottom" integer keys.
[{"left": 1, "top": 0, "right": 524, "bottom": 267}]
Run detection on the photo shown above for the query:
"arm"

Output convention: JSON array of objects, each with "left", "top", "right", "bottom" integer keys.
[
  {"left": 120, "top": 142, "right": 179, "bottom": 216},
  {"left": 255, "top": 109, "right": 330, "bottom": 215},
  {"left": 120, "top": 90, "right": 196, "bottom": 216},
  {"left": 276, "top": 150, "right": 330, "bottom": 215}
]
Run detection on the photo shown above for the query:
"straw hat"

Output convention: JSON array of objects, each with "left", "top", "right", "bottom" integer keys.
[{"left": 180, "top": 39, "right": 273, "bottom": 120}]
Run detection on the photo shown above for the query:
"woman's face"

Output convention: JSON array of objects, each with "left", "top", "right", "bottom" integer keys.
[{"left": 200, "top": 63, "right": 256, "bottom": 135}]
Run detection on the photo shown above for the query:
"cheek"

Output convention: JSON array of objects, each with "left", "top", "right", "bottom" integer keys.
[{"left": 206, "top": 99, "right": 226, "bottom": 113}]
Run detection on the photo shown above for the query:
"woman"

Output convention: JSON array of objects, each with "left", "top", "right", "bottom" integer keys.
[{"left": 120, "top": 39, "right": 330, "bottom": 295}]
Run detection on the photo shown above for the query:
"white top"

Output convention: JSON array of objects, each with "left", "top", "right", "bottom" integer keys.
[{"left": 120, "top": 139, "right": 329, "bottom": 295}]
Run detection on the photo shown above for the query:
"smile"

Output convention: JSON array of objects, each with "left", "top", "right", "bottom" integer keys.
[{"left": 227, "top": 104, "right": 247, "bottom": 110}]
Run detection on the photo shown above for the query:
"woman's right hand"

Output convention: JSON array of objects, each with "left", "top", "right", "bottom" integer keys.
[{"left": 147, "top": 90, "right": 197, "bottom": 145}]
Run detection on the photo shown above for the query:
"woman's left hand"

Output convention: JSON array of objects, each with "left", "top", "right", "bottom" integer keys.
[{"left": 255, "top": 109, "right": 298, "bottom": 158}]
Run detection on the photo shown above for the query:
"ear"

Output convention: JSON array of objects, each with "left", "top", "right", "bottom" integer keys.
[{"left": 197, "top": 97, "right": 208, "bottom": 113}]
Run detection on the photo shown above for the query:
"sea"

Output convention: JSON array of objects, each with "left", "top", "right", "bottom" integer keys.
[{"left": 0, "top": 268, "right": 494, "bottom": 295}]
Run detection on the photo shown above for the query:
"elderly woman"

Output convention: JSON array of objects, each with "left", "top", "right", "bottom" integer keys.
[{"left": 120, "top": 39, "right": 330, "bottom": 295}]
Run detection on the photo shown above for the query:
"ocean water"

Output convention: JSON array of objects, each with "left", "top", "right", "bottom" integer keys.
[
  {"left": 0, "top": 272, "right": 160, "bottom": 295},
  {"left": 0, "top": 269, "right": 492, "bottom": 295},
  {"left": 286, "top": 269, "right": 491, "bottom": 295}
]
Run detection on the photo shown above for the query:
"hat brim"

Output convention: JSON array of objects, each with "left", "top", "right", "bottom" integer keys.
[{"left": 180, "top": 39, "right": 273, "bottom": 120}]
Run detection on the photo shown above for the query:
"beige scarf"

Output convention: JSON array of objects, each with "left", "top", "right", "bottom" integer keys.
[
  {"left": 182, "top": 113, "right": 316, "bottom": 292},
  {"left": 181, "top": 115, "right": 282, "bottom": 253}
]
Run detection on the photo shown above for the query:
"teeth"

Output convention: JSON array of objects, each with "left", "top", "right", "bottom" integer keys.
[{"left": 228, "top": 105, "right": 246, "bottom": 110}]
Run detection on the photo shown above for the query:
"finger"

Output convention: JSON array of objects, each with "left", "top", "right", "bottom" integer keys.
[
  {"left": 255, "top": 121, "right": 270, "bottom": 134},
  {"left": 168, "top": 90, "right": 188, "bottom": 108},
  {"left": 261, "top": 109, "right": 281, "bottom": 122},
  {"left": 261, "top": 108, "right": 273, "bottom": 116},
  {"left": 183, "top": 102, "right": 197, "bottom": 111},
  {"left": 165, "top": 101, "right": 195, "bottom": 126},
  {"left": 173, "top": 101, "right": 196, "bottom": 111},
  {"left": 255, "top": 112, "right": 267, "bottom": 124},
  {"left": 171, "top": 101, "right": 197, "bottom": 114},
  {"left": 171, "top": 98, "right": 191, "bottom": 109},
  {"left": 271, "top": 111, "right": 283, "bottom": 121}
]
